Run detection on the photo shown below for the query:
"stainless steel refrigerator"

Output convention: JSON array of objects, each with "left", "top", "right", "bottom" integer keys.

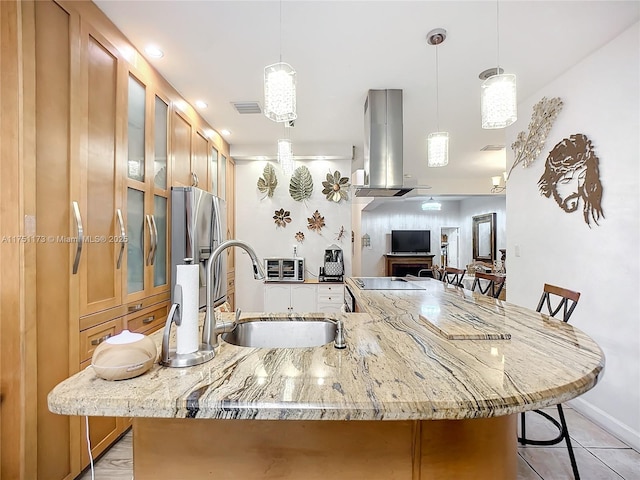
[{"left": 171, "top": 186, "right": 227, "bottom": 309}]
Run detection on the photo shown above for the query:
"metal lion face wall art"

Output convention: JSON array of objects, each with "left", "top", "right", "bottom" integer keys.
[{"left": 538, "top": 134, "right": 604, "bottom": 227}]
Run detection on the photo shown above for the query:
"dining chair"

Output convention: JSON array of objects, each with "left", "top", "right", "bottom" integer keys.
[
  {"left": 470, "top": 271, "right": 505, "bottom": 299},
  {"left": 519, "top": 283, "right": 582, "bottom": 479},
  {"left": 441, "top": 267, "right": 465, "bottom": 286}
]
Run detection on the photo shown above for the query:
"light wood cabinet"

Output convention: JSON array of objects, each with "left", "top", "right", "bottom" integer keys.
[
  {"left": 77, "top": 22, "right": 124, "bottom": 318},
  {"left": 170, "top": 110, "right": 193, "bottom": 188},
  {"left": 170, "top": 115, "right": 212, "bottom": 191},
  {"left": 124, "top": 69, "right": 171, "bottom": 304},
  {"left": 10, "top": 1, "right": 234, "bottom": 478}
]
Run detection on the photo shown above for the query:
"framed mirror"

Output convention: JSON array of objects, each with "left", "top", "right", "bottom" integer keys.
[{"left": 472, "top": 213, "right": 496, "bottom": 262}]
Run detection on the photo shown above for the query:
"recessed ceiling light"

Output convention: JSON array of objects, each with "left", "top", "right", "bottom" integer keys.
[
  {"left": 195, "top": 100, "right": 208, "bottom": 109},
  {"left": 144, "top": 45, "right": 164, "bottom": 59},
  {"left": 220, "top": 129, "right": 231, "bottom": 136}
]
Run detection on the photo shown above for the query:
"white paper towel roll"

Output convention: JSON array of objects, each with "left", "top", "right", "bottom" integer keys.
[{"left": 175, "top": 264, "right": 200, "bottom": 354}]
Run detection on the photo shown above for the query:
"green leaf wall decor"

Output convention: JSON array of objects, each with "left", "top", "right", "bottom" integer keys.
[
  {"left": 257, "top": 163, "right": 278, "bottom": 198},
  {"left": 289, "top": 166, "right": 314, "bottom": 202}
]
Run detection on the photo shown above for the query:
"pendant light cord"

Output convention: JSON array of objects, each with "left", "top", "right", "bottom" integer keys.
[
  {"left": 435, "top": 44, "right": 440, "bottom": 132},
  {"left": 496, "top": 0, "right": 500, "bottom": 71},
  {"left": 279, "top": 0, "right": 283, "bottom": 63}
]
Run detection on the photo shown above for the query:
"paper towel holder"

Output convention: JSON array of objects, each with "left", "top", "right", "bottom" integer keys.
[{"left": 160, "top": 284, "right": 215, "bottom": 367}]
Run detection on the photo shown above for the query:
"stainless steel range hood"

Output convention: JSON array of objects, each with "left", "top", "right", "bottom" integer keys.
[{"left": 355, "top": 89, "right": 412, "bottom": 197}]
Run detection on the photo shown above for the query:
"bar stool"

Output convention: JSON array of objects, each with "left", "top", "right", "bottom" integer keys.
[
  {"left": 441, "top": 267, "right": 465, "bottom": 286},
  {"left": 519, "top": 283, "right": 581, "bottom": 479},
  {"left": 470, "top": 271, "right": 505, "bottom": 299}
]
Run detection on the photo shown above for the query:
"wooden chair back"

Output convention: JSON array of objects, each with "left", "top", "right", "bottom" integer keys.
[
  {"left": 471, "top": 272, "right": 505, "bottom": 299},
  {"left": 442, "top": 267, "right": 465, "bottom": 286},
  {"left": 536, "top": 284, "right": 581, "bottom": 323}
]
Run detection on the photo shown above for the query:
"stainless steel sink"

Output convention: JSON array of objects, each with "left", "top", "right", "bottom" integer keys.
[{"left": 221, "top": 319, "right": 338, "bottom": 348}]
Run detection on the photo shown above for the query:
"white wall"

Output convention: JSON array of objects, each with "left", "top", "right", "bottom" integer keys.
[
  {"left": 505, "top": 23, "right": 640, "bottom": 449},
  {"left": 235, "top": 159, "right": 352, "bottom": 311},
  {"left": 359, "top": 196, "right": 506, "bottom": 277}
]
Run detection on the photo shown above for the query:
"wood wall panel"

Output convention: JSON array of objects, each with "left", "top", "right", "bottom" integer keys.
[
  {"left": 0, "top": 1, "right": 38, "bottom": 479},
  {"left": 34, "top": 1, "right": 76, "bottom": 478}
]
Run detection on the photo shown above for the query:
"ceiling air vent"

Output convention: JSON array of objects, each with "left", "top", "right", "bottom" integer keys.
[
  {"left": 480, "top": 145, "right": 505, "bottom": 151},
  {"left": 231, "top": 101, "right": 262, "bottom": 114}
]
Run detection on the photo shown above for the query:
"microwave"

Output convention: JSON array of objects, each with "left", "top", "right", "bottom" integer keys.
[{"left": 264, "top": 258, "right": 305, "bottom": 282}]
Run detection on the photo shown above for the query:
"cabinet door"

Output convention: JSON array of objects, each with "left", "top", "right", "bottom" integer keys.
[
  {"left": 171, "top": 110, "right": 192, "bottom": 187},
  {"left": 192, "top": 130, "right": 209, "bottom": 190},
  {"left": 224, "top": 156, "right": 235, "bottom": 274},
  {"left": 290, "top": 284, "right": 317, "bottom": 313},
  {"left": 210, "top": 146, "right": 219, "bottom": 195},
  {"left": 150, "top": 94, "right": 170, "bottom": 294},
  {"left": 264, "top": 284, "right": 292, "bottom": 312},
  {"left": 78, "top": 25, "right": 123, "bottom": 316},
  {"left": 126, "top": 187, "right": 146, "bottom": 297}
]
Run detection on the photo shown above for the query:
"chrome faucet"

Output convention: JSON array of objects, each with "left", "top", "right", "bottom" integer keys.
[{"left": 203, "top": 240, "right": 264, "bottom": 348}]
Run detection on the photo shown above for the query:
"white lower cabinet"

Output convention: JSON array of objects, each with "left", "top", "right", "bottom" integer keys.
[
  {"left": 264, "top": 283, "right": 317, "bottom": 313},
  {"left": 317, "top": 284, "right": 345, "bottom": 312}
]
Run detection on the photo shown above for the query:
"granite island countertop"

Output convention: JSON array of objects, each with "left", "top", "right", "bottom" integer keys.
[{"left": 48, "top": 277, "right": 604, "bottom": 421}]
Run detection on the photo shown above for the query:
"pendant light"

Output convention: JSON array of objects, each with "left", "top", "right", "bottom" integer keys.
[
  {"left": 264, "top": 1, "right": 297, "bottom": 123},
  {"left": 426, "top": 28, "right": 449, "bottom": 168},
  {"left": 421, "top": 197, "right": 442, "bottom": 211},
  {"left": 480, "top": 1, "right": 517, "bottom": 129},
  {"left": 278, "top": 124, "right": 295, "bottom": 176}
]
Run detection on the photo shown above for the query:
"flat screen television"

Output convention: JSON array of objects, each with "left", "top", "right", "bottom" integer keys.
[{"left": 391, "top": 230, "right": 431, "bottom": 254}]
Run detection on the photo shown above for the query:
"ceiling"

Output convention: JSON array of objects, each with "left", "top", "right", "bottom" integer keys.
[{"left": 95, "top": 0, "right": 639, "bottom": 196}]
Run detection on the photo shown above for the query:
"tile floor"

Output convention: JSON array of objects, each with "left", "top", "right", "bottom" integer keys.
[{"left": 79, "top": 407, "right": 639, "bottom": 479}]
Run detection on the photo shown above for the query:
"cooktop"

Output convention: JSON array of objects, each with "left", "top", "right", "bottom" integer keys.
[{"left": 353, "top": 277, "right": 426, "bottom": 290}]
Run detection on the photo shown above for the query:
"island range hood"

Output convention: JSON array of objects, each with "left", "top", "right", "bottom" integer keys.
[{"left": 355, "top": 89, "right": 413, "bottom": 197}]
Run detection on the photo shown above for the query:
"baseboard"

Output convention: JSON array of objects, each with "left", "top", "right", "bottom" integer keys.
[{"left": 569, "top": 397, "right": 640, "bottom": 451}]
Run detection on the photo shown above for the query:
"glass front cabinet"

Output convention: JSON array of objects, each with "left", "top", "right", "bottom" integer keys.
[{"left": 125, "top": 71, "right": 170, "bottom": 302}]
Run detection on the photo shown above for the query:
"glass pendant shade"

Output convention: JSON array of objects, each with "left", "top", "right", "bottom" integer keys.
[
  {"left": 421, "top": 198, "right": 442, "bottom": 211},
  {"left": 481, "top": 73, "right": 517, "bottom": 129},
  {"left": 427, "top": 132, "right": 449, "bottom": 167},
  {"left": 277, "top": 139, "right": 295, "bottom": 176},
  {"left": 264, "top": 62, "right": 297, "bottom": 123}
]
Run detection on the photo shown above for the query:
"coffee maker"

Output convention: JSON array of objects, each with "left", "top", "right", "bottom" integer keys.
[{"left": 319, "top": 244, "right": 344, "bottom": 282}]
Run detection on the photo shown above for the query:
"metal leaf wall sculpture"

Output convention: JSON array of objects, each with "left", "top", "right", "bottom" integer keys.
[
  {"left": 273, "top": 208, "right": 292, "bottom": 228},
  {"left": 508, "top": 97, "right": 563, "bottom": 180},
  {"left": 289, "top": 166, "right": 314, "bottom": 202},
  {"left": 295, "top": 232, "right": 305, "bottom": 242},
  {"left": 307, "top": 210, "right": 325, "bottom": 233},
  {"left": 321, "top": 170, "right": 350, "bottom": 202},
  {"left": 257, "top": 163, "right": 278, "bottom": 198}
]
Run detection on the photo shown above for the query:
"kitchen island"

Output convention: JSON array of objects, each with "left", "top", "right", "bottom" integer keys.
[{"left": 48, "top": 277, "right": 604, "bottom": 479}]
